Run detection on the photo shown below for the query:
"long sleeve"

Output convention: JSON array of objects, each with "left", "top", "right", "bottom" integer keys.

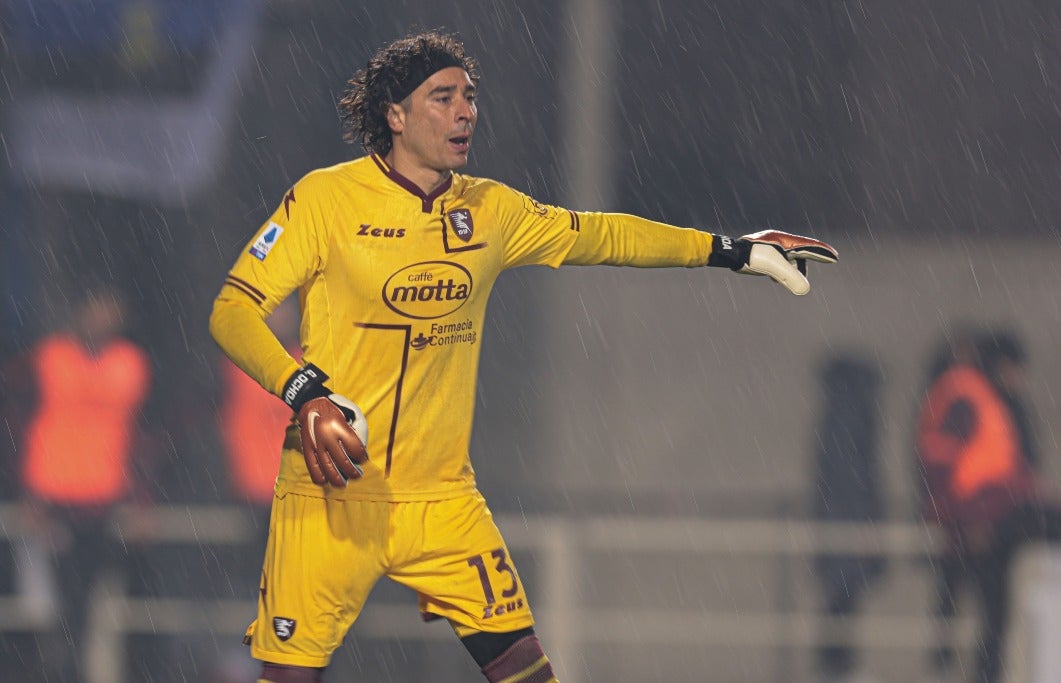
[
  {"left": 562, "top": 212, "right": 714, "bottom": 268},
  {"left": 491, "top": 181, "right": 714, "bottom": 270},
  {"left": 209, "top": 297, "right": 300, "bottom": 397},
  {"left": 209, "top": 168, "right": 341, "bottom": 396}
]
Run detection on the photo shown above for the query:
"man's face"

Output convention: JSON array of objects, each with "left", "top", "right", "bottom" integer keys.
[{"left": 388, "top": 66, "right": 477, "bottom": 172}]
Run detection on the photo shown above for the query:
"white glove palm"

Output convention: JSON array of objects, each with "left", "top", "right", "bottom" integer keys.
[{"left": 712, "top": 230, "right": 839, "bottom": 295}]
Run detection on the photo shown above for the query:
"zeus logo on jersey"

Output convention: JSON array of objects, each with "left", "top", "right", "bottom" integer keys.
[
  {"left": 272, "top": 617, "right": 296, "bottom": 641},
  {"left": 249, "top": 222, "right": 284, "bottom": 261},
  {"left": 358, "top": 224, "right": 406, "bottom": 238},
  {"left": 283, "top": 189, "right": 296, "bottom": 218},
  {"left": 383, "top": 261, "right": 473, "bottom": 320}
]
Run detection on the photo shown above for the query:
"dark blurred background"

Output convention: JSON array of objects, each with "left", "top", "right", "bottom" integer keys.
[{"left": 2, "top": 1, "right": 1061, "bottom": 682}]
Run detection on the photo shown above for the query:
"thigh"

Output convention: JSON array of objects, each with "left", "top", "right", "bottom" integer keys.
[
  {"left": 389, "top": 492, "right": 534, "bottom": 636},
  {"left": 250, "top": 487, "right": 389, "bottom": 668}
]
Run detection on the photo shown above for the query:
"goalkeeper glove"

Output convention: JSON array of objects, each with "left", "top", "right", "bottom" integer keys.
[
  {"left": 281, "top": 364, "right": 368, "bottom": 487},
  {"left": 707, "top": 230, "right": 838, "bottom": 295}
]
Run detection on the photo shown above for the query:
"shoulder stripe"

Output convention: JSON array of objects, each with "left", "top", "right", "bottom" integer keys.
[
  {"left": 567, "top": 210, "right": 581, "bottom": 232},
  {"left": 224, "top": 275, "right": 266, "bottom": 304}
]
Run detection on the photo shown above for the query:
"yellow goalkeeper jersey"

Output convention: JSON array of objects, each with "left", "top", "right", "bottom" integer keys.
[{"left": 211, "top": 154, "right": 714, "bottom": 501}]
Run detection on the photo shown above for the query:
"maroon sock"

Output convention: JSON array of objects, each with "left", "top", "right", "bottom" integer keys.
[{"left": 481, "top": 635, "right": 555, "bottom": 682}]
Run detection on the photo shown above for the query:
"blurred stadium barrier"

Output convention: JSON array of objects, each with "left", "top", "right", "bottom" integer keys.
[{"left": 0, "top": 504, "right": 1002, "bottom": 683}]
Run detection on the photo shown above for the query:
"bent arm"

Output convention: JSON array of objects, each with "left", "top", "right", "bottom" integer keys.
[{"left": 209, "top": 296, "right": 300, "bottom": 397}]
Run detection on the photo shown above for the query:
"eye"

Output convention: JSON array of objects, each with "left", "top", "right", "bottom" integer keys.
[{"left": 436, "top": 96, "right": 452, "bottom": 104}]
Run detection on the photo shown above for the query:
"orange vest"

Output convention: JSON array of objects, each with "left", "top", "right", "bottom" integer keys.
[
  {"left": 917, "top": 365, "right": 1024, "bottom": 501},
  {"left": 219, "top": 353, "right": 296, "bottom": 504},
  {"left": 22, "top": 335, "right": 150, "bottom": 505}
]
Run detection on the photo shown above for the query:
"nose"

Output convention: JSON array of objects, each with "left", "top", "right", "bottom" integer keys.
[{"left": 456, "top": 99, "right": 475, "bottom": 123}]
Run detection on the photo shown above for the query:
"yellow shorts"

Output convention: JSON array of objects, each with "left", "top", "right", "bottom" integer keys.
[{"left": 247, "top": 486, "right": 534, "bottom": 668}]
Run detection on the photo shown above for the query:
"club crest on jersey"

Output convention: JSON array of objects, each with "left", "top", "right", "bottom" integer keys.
[
  {"left": 447, "top": 209, "right": 474, "bottom": 242},
  {"left": 272, "top": 617, "right": 296, "bottom": 641},
  {"left": 249, "top": 222, "right": 284, "bottom": 261}
]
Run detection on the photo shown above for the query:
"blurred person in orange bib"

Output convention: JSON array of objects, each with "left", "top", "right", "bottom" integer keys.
[
  {"left": 3, "top": 285, "right": 151, "bottom": 682},
  {"left": 917, "top": 329, "right": 1061, "bottom": 683}
]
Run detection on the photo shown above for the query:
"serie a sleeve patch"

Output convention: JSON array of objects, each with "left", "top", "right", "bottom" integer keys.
[{"left": 249, "top": 221, "right": 285, "bottom": 261}]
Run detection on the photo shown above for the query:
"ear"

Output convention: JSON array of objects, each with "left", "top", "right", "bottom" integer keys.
[{"left": 386, "top": 103, "right": 405, "bottom": 135}]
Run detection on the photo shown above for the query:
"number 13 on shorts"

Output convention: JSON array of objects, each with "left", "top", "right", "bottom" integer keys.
[
  {"left": 468, "top": 548, "right": 524, "bottom": 620},
  {"left": 403, "top": 494, "right": 536, "bottom": 635}
]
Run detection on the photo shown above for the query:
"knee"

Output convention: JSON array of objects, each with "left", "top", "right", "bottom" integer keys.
[{"left": 258, "top": 662, "right": 324, "bottom": 683}]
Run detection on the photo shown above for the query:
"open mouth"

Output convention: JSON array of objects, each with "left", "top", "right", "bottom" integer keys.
[{"left": 449, "top": 135, "right": 471, "bottom": 151}]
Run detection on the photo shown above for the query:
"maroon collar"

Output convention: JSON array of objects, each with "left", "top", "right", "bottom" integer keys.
[{"left": 371, "top": 154, "right": 452, "bottom": 213}]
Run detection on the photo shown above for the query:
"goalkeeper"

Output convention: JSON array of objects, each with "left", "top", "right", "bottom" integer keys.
[{"left": 209, "top": 30, "right": 837, "bottom": 683}]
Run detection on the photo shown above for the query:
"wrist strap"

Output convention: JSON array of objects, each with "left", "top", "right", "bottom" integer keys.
[
  {"left": 706, "top": 234, "right": 751, "bottom": 270},
  {"left": 282, "top": 363, "right": 331, "bottom": 411}
]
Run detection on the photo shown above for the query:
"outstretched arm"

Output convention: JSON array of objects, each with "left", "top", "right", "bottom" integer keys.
[{"left": 563, "top": 212, "right": 838, "bottom": 294}]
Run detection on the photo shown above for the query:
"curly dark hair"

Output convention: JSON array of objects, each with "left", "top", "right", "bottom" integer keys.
[{"left": 339, "top": 31, "right": 481, "bottom": 156}]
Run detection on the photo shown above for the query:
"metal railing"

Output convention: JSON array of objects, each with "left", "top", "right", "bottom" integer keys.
[{"left": 0, "top": 503, "right": 973, "bottom": 683}]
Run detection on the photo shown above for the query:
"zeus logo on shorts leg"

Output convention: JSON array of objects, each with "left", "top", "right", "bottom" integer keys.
[
  {"left": 272, "top": 616, "right": 297, "bottom": 641},
  {"left": 482, "top": 598, "right": 525, "bottom": 620},
  {"left": 250, "top": 222, "right": 284, "bottom": 261}
]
